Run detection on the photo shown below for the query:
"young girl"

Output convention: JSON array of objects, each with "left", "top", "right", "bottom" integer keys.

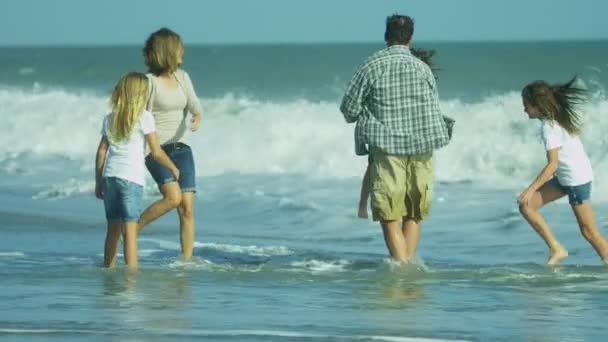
[
  {"left": 518, "top": 77, "right": 608, "bottom": 265},
  {"left": 95, "top": 72, "right": 180, "bottom": 269},
  {"left": 357, "top": 48, "right": 453, "bottom": 218}
]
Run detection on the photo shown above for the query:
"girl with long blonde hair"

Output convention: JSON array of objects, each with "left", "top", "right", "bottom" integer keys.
[{"left": 95, "top": 72, "right": 179, "bottom": 269}]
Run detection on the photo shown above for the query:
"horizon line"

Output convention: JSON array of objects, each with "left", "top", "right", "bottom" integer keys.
[{"left": 1, "top": 38, "right": 607, "bottom": 48}]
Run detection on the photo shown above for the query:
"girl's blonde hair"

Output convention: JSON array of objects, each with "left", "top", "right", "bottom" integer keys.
[
  {"left": 143, "top": 28, "right": 183, "bottom": 75},
  {"left": 521, "top": 77, "right": 585, "bottom": 135},
  {"left": 108, "top": 72, "right": 149, "bottom": 142}
]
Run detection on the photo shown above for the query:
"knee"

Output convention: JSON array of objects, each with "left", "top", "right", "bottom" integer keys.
[
  {"left": 178, "top": 203, "right": 194, "bottom": 220},
  {"left": 580, "top": 224, "right": 598, "bottom": 241},
  {"left": 518, "top": 203, "right": 535, "bottom": 217},
  {"left": 164, "top": 191, "right": 182, "bottom": 208}
]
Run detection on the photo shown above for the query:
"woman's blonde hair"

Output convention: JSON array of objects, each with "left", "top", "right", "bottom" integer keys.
[
  {"left": 143, "top": 28, "right": 183, "bottom": 75},
  {"left": 108, "top": 72, "right": 149, "bottom": 142},
  {"left": 522, "top": 77, "right": 585, "bottom": 135}
]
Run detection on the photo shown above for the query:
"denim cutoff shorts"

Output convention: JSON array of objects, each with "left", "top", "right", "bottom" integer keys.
[
  {"left": 145, "top": 142, "right": 196, "bottom": 193},
  {"left": 549, "top": 177, "right": 592, "bottom": 206},
  {"left": 103, "top": 177, "right": 144, "bottom": 223}
]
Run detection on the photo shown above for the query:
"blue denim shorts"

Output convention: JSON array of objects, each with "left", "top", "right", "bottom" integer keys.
[
  {"left": 103, "top": 177, "right": 144, "bottom": 223},
  {"left": 145, "top": 142, "right": 196, "bottom": 193},
  {"left": 549, "top": 177, "right": 592, "bottom": 206}
]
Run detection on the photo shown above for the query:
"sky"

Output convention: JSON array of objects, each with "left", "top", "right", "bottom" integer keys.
[{"left": 1, "top": 0, "right": 607, "bottom": 46}]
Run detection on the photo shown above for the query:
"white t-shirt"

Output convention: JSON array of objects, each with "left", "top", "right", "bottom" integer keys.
[
  {"left": 540, "top": 120, "right": 593, "bottom": 186},
  {"left": 102, "top": 111, "right": 155, "bottom": 186}
]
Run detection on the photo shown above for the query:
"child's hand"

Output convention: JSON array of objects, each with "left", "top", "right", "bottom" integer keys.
[
  {"left": 518, "top": 189, "right": 534, "bottom": 206},
  {"left": 95, "top": 182, "right": 104, "bottom": 200},
  {"left": 171, "top": 168, "right": 180, "bottom": 181}
]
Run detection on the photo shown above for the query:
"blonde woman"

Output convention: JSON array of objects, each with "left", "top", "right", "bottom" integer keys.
[
  {"left": 95, "top": 72, "right": 179, "bottom": 269},
  {"left": 138, "top": 28, "right": 203, "bottom": 261}
]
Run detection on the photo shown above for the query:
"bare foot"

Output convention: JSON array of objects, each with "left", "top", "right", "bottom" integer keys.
[
  {"left": 547, "top": 247, "right": 568, "bottom": 266},
  {"left": 358, "top": 203, "right": 368, "bottom": 219}
]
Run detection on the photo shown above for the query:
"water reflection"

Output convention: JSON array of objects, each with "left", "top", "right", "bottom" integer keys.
[{"left": 99, "top": 268, "right": 194, "bottom": 334}]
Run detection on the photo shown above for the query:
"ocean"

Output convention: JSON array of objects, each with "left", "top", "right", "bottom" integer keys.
[{"left": 1, "top": 41, "right": 608, "bottom": 341}]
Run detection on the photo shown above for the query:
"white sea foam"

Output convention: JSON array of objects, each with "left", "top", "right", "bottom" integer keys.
[
  {"left": 139, "top": 238, "right": 294, "bottom": 257},
  {"left": 199, "top": 242, "right": 294, "bottom": 256},
  {"left": 290, "top": 259, "right": 351, "bottom": 273},
  {"left": 32, "top": 178, "right": 94, "bottom": 200},
  {"left": 0, "top": 251, "right": 26, "bottom": 258},
  {"left": 18, "top": 67, "right": 36, "bottom": 75},
  {"left": 3, "top": 88, "right": 608, "bottom": 200},
  {"left": 152, "top": 329, "right": 469, "bottom": 341}
]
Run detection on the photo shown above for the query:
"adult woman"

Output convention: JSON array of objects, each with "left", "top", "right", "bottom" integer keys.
[{"left": 138, "top": 28, "right": 203, "bottom": 261}]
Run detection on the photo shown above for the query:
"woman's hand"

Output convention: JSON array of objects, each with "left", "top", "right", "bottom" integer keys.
[
  {"left": 191, "top": 113, "right": 201, "bottom": 132},
  {"left": 95, "top": 181, "right": 104, "bottom": 200}
]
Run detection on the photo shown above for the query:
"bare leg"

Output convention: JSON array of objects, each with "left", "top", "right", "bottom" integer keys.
[
  {"left": 402, "top": 218, "right": 421, "bottom": 258},
  {"left": 137, "top": 182, "right": 182, "bottom": 233},
  {"left": 104, "top": 222, "right": 122, "bottom": 268},
  {"left": 177, "top": 192, "right": 196, "bottom": 261},
  {"left": 572, "top": 202, "right": 608, "bottom": 262},
  {"left": 519, "top": 181, "right": 568, "bottom": 265},
  {"left": 123, "top": 222, "right": 138, "bottom": 269},
  {"left": 381, "top": 219, "right": 408, "bottom": 262},
  {"left": 358, "top": 166, "right": 371, "bottom": 219}
]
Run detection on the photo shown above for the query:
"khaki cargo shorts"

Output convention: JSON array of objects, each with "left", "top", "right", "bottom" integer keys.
[{"left": 369, "top": 147, "right": 434, "bottom": 222}]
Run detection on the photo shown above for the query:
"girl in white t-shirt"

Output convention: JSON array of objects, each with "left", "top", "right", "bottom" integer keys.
[
  {"left": 95, "top": 72, "right": 179, "bottom": 269},
  {"left": 518, "top": 77, "right": 608, "bottom": 266}
]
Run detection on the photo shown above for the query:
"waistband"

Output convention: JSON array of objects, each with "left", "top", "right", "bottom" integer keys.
[{"left": 162, "top": 142, "right": 190, "bottom": 152}]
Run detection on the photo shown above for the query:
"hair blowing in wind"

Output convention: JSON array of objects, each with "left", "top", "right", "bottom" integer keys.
[
  {"left": 522, "top": 77, "right": 586, "bottom": 135},
  {"left": 108, "top": 72, "right": 149, "bottom": 142}
]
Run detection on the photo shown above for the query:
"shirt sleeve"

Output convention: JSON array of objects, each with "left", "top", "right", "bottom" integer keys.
[
  {"left": 541, "top": 121, "right": 563, "bottom": 150},
  {"left": 340, "top": 66, "right": 370, "bottom": 123},
  {"left": 101, "top": 115, "right": 109, "bottom": 136},
  {"left": 140, "top": 111, "right": 156, "bottom": 135},
  {"left": 179, "top": 70, "right": 203, "bottom": 115}
]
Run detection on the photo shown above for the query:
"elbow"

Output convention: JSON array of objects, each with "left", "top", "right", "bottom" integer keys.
[
  {"left": 547, "top": 162, "right": 559, "bottom": 174},
  {"left": 340, "top": 107, "right": 357, "bottom": 123},
  {"left": 344, "top": 115, "right": 357, "bottom": 124},
  {"left": 150, "top": 150, "right": 162, "bottom": 160},
  {"left": 96, "top": 147, "right": 107, "bottom": 160}
]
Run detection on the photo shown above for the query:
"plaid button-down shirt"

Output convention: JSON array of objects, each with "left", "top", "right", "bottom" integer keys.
[{"left": 340, "top": 45, "right": 450, "bottom": 156}]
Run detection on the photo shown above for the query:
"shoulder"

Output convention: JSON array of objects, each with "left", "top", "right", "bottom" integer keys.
[
  {"left": 541, "top": 120, "right": 565, "bottom": 137},
  {"left": 175, "top": 68, "right": 192, "bottom": 81},
  {"left": 410, "top": 57, "right": 434, "bottom": 79},
  {"left": 361, "top": 48, "right": 392, "bottom": 70}
]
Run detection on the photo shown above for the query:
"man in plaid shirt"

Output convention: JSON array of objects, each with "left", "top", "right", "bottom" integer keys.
[{"left": 340, "top": 14, "right": 450, "bottom": 263}]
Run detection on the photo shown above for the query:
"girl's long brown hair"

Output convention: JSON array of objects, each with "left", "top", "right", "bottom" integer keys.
[
  {"left": 108, "top": 72, "right": 149, "bottom": 142},
  {"left": 522, "top": 77, "right": 585, "bottom": 135}
]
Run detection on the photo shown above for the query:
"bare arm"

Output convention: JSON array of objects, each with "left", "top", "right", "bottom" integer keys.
[
  {"left": 180, "top": 70, "right": 203, "bottom": 132},
  {"left": 190, "top": 111, "right": 201, "bottom": 132},
  {"left": 95, "top": 136, "right": 109, "bottom": 199},
  {"left": 146, "top": 132, "right": 180, "bottom": 180},
  {"left": 518, "top": 149, "right": 559, "bottom": 205}
]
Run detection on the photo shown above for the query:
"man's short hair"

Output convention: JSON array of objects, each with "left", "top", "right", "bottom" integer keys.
[{"left": 384, "top": 15, "right": 414, "bottom": 45}]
